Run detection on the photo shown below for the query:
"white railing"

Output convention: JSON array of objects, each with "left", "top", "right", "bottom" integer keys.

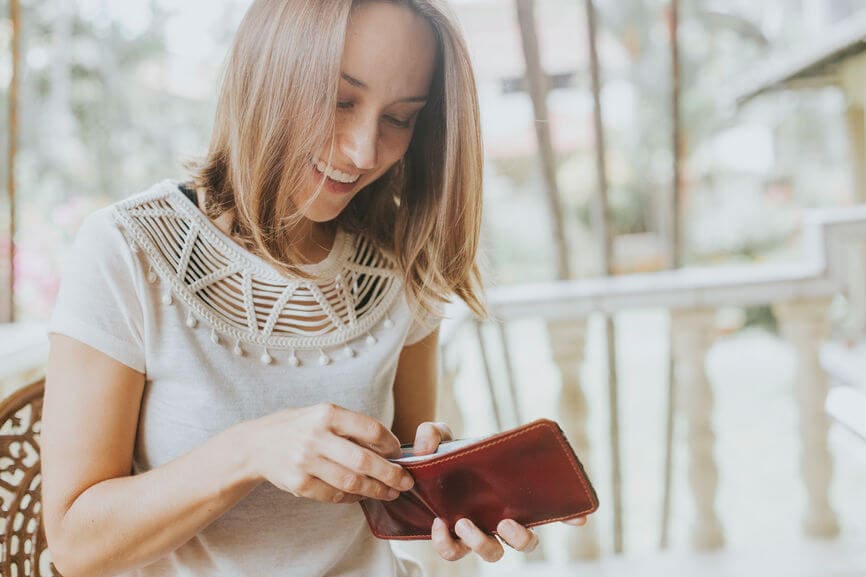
[
  {"left": 429, "top": 205, "right": 866, "bottom": 571},
  {"left": 0, "top": 321, "right": 49, "bottom": 396}
]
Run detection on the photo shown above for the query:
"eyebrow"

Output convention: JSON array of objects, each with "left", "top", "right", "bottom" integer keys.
[{"left": 341, "top": 73, "right": 428, "bottom": 103}]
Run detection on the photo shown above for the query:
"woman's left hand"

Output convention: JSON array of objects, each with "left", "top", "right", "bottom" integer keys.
[
  {"left": 410, "top": 421, "right": 453, "bottom": 455},
  {"left": 430, "top": 515, "right": 588, "bottom": 562},
  {"left": 411, "top": 421, "right": 590, "bottom": 563}
]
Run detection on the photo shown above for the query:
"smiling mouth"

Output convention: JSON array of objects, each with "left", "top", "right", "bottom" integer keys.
[{"left": 311, "top": 157, "right": 361, "bottom": 184}]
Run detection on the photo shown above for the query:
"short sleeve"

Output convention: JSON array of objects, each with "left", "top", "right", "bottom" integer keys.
[
  {"left": 48, "top": 207, "right": 147, "bottom": 373},
  {"left": 404, "top": 297, "right": 446, "bottom": 346}
]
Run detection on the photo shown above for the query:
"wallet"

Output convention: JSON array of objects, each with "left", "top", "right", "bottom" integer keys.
[{"left": 359, "top": 418, "right": 599, "bottom": 540}]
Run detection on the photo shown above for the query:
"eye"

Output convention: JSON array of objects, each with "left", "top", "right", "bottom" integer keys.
[{"left": 385, "top": 115, "right": 411, "bottom": 128}]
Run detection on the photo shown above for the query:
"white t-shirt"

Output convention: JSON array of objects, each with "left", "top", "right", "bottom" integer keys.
[{"left": 48, "top": 179, "right": 442, "bottom": 577}]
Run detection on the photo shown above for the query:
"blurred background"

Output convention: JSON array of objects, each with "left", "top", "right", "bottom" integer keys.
[{"left": 2, "top": 0, "right": 866, "bottom": 575}]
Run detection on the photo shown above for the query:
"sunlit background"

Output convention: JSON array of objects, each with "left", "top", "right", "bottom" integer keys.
[
  {"left": 2, "top": 0, "right": 866, "bottom": 575},
  {"left": 1, "top": 0, "right": 860, "bottom": 319}
]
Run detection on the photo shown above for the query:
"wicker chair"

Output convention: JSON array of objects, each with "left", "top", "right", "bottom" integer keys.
[{"left": 0, "top": 379, "right": 58, "bottom": 576}]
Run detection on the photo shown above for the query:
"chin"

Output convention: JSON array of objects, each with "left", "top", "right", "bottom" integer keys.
[
  {"left": 303, "top": 213, "right": 340, "bottom": 224},
  {"left": 300, "top": 204, "right": 346, "bottom": 223}
]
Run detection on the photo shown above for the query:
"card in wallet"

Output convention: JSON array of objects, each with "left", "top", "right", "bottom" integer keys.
[{"left": 359, "top": 418, "right": 599, "bottom": 540}]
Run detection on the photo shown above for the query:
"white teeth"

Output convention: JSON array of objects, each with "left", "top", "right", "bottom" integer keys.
[{"left": 314, "top": 159, "right": 360, "bottom": 184}]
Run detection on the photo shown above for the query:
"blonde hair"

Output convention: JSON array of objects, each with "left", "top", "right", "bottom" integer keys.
[{"left": 186, "top": 0, "right": 487, "bottom": 323}]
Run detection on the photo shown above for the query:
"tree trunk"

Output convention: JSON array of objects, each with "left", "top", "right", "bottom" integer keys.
[
  {"left": 584, "top": 0, "right": 624, "bottom": 554},
  {"left": 6, "top": 0, "right": 21, "bottom": 322},
  {"left": 514, "top": 0, "right": 571, "bottom": 280}
]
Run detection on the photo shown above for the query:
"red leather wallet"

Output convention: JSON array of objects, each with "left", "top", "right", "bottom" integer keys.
[{"left": 360, "top": 418, "right": 599, "bottom": 540}]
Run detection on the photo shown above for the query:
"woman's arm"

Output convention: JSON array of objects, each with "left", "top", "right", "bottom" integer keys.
[
  {"left": 390, "top": 327, "right": 441, "bottom": 445},
  {"left": 41, "top": 334, "right": 263, "bottom": 577},
  {"left": 42, "top": 334, "right": 412, "bottom": 577}
]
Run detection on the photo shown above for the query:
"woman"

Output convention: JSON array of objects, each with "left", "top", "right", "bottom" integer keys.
[{"left": 41, "top": 1, "right": 588, "bottom": 576}]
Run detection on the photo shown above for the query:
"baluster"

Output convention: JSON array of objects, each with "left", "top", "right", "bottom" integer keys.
[
  {"left": 774, "top": 299, "right": 840, "bottom": 537},
  {"left": 845, "top": 238, "right": 866, "bottom": 340},
  {"left": 672, "top": 308, "right": 724, "bottom": 549},
  {"left": 546, "top": 318, "right": 600, "bottom": 560}
]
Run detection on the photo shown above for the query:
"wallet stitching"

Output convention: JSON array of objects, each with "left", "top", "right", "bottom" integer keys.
[{"left": 376, "top": 420, "right": 598, "bottom": 536}]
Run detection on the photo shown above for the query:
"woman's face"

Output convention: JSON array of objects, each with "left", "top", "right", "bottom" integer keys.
[{"left": 299, "top": 1, "right": 438, "bottom": 223}]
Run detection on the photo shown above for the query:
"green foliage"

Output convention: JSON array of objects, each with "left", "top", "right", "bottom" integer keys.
[
  {"left": 742, "top": 305, "right": 778, "bottom": 333},
  {"left": 3, "top": 0, "right": 222, "bottom": 319},
  {"left": 576, "top": 186, "right": 652, "bottom": 236},
  {"left": 14, "top": 0, "right": 213, "bottom": 204}
]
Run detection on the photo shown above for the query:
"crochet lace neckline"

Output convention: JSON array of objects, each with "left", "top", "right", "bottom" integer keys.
[
  {"left": 111, "top": 179, "right": 403, "bottom": 365},
  {"left": 176, "top": 182, "right": 353, "bottom": 279}
]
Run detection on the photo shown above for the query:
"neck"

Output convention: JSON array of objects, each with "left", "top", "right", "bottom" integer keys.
[
  {"left": 294, "top": 219, "right": 338, "bottom": 265},
  {"left": 196, "top": 186, "right": 336, "bottom": 265}
]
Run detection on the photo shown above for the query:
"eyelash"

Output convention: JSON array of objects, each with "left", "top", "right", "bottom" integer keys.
[{"left": 336, "top": 101, "right": 412, "bottom": 128}]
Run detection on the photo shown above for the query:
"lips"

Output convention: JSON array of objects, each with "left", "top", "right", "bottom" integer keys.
[
  {"left": 312, "top": 157, "right": 361, "bottom": 184},
  {"left": 309, "top": 161, "right": 359, "bottom": 195}
]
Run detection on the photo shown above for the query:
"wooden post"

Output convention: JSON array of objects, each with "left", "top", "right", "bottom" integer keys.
[
  {"left": 474, "top": 320, "right": 504, "bottom": 430},
  {"left": 661, "top": 0, "right": 682, "bottom": 550},
  {"left": 839, "top": 55, "right": 866, "bottom": 339},
  {"left": 583, "top": 0, "right": 624, "bottom": 553},
  {"left": 496, "top": 322, "right": 522, "bottom": 426},
  {"left": 6, "top": 0, "right": 21, "bottom": 322},
  {"left": 669, "top": 0, "right": 682, "bottom": 268},
  {"left": 844, "top": 104, "right": 866, "bottom": 203},
  {"left": 514, "top": 0, "right": 571, "bottom": 280},
  {"left": 839, "top": 52, "right": 866, "bottom": 203},
  {"left": 438, "top": 341, "right": 465, "bottom": 441}
]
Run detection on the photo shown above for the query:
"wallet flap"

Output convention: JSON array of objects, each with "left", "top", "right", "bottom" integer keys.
[{"left": 360, "top": 485, "right": 438, "bottom": 539}]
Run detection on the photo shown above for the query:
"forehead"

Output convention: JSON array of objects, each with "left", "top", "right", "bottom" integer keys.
[{"left": 342, "top": 2, "right": 438, "bottom": 99}]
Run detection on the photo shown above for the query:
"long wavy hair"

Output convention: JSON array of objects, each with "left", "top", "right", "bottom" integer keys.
[{"left": 186, "top": 0, "right": 487, "bottom": 323}]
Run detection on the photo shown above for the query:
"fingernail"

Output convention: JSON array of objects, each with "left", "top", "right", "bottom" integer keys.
[
  {"left": 401, "top": 476, "right": 414, "bottom": 490},
  {"left": 456, "top": 518, "right": 471, "bottom": 532},
  {"left": 414, "top": 443, "right": 428, "bottom": 454},
  {"left": 499, "top": 519, "right": 518, "bottom": 540},
  {"left": 386, "top": 489, "right": 400, "bottom": 499}
]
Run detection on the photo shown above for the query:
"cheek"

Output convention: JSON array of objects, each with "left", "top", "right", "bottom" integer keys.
[{"left": 379, "top": 129, "right": 415, "bottom": 168}]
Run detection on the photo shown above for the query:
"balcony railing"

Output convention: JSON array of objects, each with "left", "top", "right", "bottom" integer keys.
[{"left": 404, "top": 205, "right": 866, "bottom": 576}]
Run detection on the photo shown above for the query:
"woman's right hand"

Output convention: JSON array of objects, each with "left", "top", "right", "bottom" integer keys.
[{"left": 243, "top": 403, "right": 415, "bottom": 505}]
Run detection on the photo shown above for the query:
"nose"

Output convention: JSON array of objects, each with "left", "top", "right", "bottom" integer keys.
[{"left": 338, "top": 113, "right": 378, "bottom": 171}]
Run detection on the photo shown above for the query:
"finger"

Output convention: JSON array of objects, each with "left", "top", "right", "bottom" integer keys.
[
  {"left": 562, "top": 516, "right": 588, "bottom": 526},
  {"left": 328, "top": 490, "right": 363, "bottom": 504},
  {"left": 308, "top": 457, "right": 402, "bottom": 501},
  {"left": 497, "top": 519, "right": 540, "bottom": 553},
  {"left": 319, "top": 435, "right": 414, "bottom": 493},
  {"left": 437, "top": 422, "right": 454, "bottom": 441},
  {"left": 322, "top": 404, "right": 403, "bottom": 458},
  {"left": 282, "top": 473, "right": 348, "bottom": 504},
  {"left": 431, "top": 518, "right": 471, "bottom": 562},
  {"left": 413, "top": 422, "right": 446, "bottom": 455},
  {"left": 453, "top": 518, "right": 504, "bottom": 563}
]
